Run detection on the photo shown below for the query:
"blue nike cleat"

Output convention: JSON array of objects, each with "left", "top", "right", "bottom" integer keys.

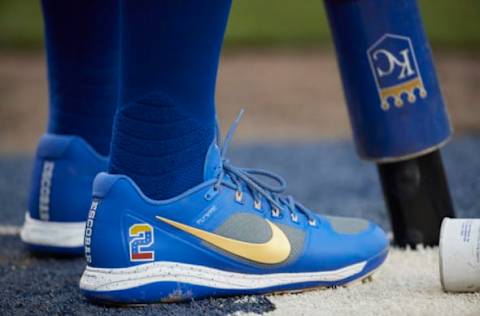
[
  {"left": 79, "top": 112, "right": 389, "bottom": 303},
  {"left": 20, "top": 134, "right": 107, "bottom": 255}
]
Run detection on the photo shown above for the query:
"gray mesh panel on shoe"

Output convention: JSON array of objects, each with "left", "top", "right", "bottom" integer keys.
[
  {"left": 325, "top": 215, "right": 370, "bottom": 234},
  {"left": 213, "top": 213, "right": 305, "bottom": 266},
  {"left": 215, "top": 213, "right": 271, "bottom": 243}
]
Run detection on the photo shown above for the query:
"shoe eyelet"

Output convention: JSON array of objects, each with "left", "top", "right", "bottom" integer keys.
[
  {"left": 204, "top": 186, "right": 220, "bottom": 201},
  {"left": 235, "top": 190, "right": 244, "bottom": 203},
  {"left": 271, "top": 207, "right": 281, "bottom": 218},
  {"left": 290, "top": 213, "right": 298, "bottom": 223},
  {"left": 308, "top": 218, "right": 317, "bottom": 227},
  {"left": 254, "top": 200, "right": 262, "bottom": 210}
]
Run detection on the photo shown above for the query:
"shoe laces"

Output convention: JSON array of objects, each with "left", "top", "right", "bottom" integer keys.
[{"left": 213, "top": 110, "right": 317, "bottom": 226}]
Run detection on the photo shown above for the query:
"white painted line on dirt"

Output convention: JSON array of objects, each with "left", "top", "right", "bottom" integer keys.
[{"left": 0, "top": 225, "right": 21, "bottom": 236}]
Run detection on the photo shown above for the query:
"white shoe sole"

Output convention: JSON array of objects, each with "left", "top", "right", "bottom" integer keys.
[
  {"left": 80, "top": 260, "right": 367, "bottom": 292},
  {"left": 20, "top": 213, "right": 85, "bottom": 248}
]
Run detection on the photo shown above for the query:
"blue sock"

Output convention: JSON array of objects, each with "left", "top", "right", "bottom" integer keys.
[
  {"left": 109, "top": 0, "right": 232, "bottom": 200},
  {"left": 42, "top": 0, "right": 119, "bottom": 156}
]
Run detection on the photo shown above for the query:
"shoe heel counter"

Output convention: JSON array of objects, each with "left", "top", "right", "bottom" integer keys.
[
  {"left": 28, "top": 134, "right": 107, "bottom": 222},
  {"left": 28, "top": 134, "right": 74, "bottom": 221},
  {"left": 86, "top": 174, "right": 140, "bottom": 268}
]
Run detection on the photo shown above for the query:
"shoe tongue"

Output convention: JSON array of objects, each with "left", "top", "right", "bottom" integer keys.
[{"left": 203, "top": 140, "right": 222, "bottom": 181}]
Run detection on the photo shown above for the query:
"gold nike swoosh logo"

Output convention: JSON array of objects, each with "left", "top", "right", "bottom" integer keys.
[{"left": 156, "top": 215, "right": 291, "bottom": 264}]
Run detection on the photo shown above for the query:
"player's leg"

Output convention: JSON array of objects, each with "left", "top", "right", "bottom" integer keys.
[
  {"left": 20, "top": 0, "right": 118, "bottom": 254},
  {"left": 80, "top": 0, "right": 388, "bottom": 303},
  {"left": 43, "top": 0, "right": 119, "bottom": 156},
  {"left": 108, "top": 0, "right": 230, "bottom": 200}
]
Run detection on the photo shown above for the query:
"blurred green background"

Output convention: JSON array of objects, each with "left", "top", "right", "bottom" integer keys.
[{"left": 0, "top": 0, "right": 479, "bottom": 52}]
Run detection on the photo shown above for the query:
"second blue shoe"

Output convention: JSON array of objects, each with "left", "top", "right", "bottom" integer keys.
[
  {"left": 20, "top": 134, "right": 107, "bottom": 255},
  {"left": 79, "top": 112, "right": 389, "bottom": 303}
]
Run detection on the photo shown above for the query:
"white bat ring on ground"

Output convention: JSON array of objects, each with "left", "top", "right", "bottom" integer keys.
[{"left": 439, "top": 218, "right": 480, "bottom": 292}]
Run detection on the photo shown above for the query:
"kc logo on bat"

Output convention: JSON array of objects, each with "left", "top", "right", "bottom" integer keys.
[{"left": 367, "top": 34, "right": 427, "bottom": 111}]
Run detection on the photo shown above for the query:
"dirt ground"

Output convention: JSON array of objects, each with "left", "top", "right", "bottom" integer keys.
[{"left": 0, "top": 51, "right": 479, "bottom": 153}]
